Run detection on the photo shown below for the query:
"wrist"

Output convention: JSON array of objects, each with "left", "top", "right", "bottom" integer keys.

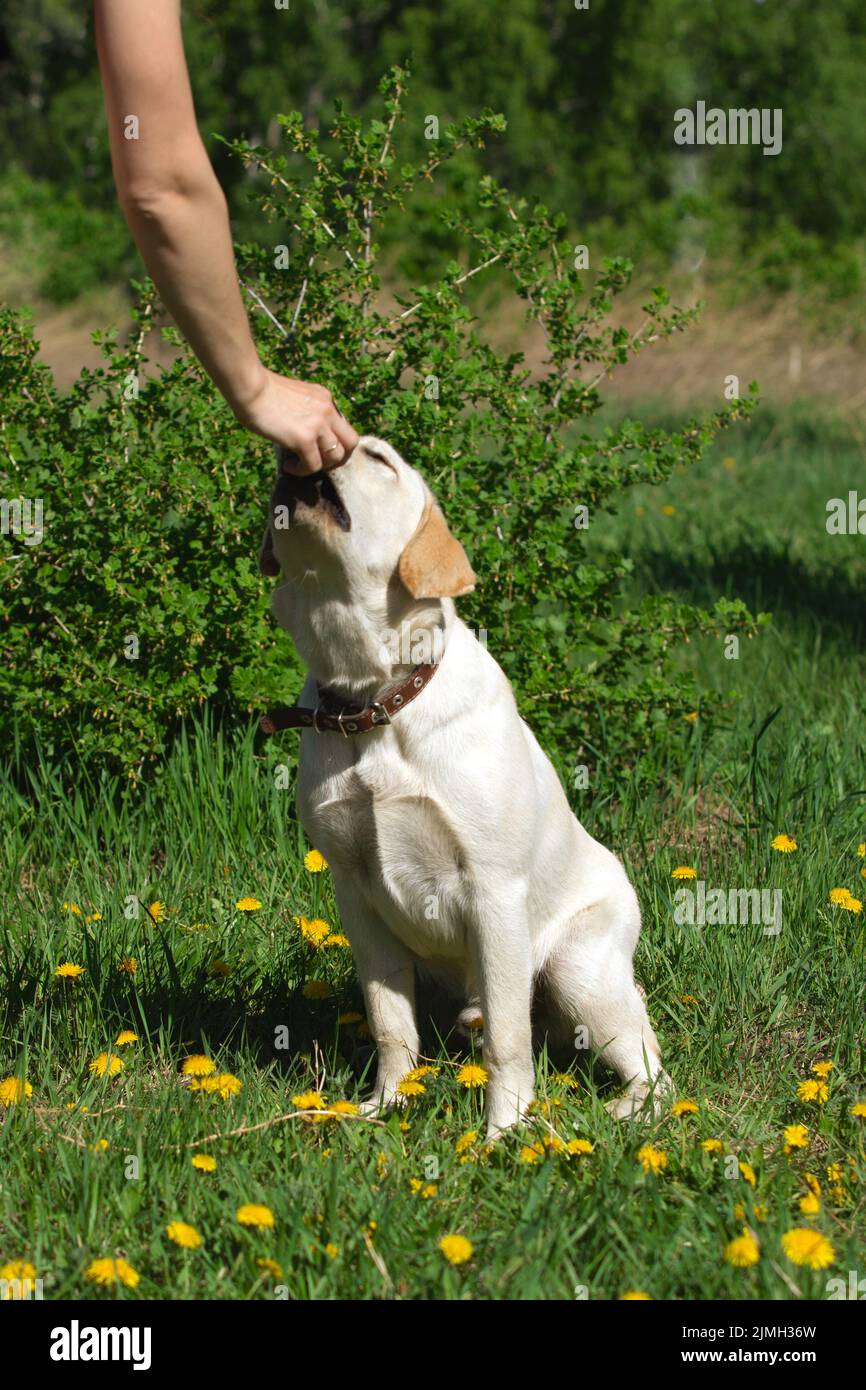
[{"left": 224, "top": 359, "right": 270, "bottom": 420}]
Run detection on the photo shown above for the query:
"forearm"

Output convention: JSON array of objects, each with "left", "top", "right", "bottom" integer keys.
[
  {"left": 94, "top": 0, "right": 262, "bottom": 412},
  {"left": 94, "top": 0, "right": 357, "bottom": 471},
  {"left": 121, "top": 172, "right": 264, "bottom": 412}
]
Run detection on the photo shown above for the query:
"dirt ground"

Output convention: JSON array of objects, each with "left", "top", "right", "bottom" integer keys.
[{"left": 17, "top": 270, "right": 866, "bottom": 419}]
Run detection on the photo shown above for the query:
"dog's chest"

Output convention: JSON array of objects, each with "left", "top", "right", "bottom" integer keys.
[{"left": 298, "top": 740, "right": 467, "bottom": 958}]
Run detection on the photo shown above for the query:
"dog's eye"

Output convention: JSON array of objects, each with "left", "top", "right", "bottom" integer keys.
[{"left": 365, "top": 446, "right": 398, "bottom": 476}]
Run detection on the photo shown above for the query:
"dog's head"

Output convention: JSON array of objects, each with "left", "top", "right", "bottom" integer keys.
[{"left": 259, "top": 436, "right": 476, "bottom": 601}]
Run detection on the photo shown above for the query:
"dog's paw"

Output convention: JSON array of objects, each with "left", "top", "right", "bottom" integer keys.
[
  {"left": 605, "top": 1091, "right": 651, "bottom": 1121},
  {"left": 456, "top": 1005, "right": 484, "bottom": 1046},
  {"left": 605, "top": 1071, "right": 673, "bottom": 1121},
  {"left": 358, "top": 1090, "right": 404, "bottom": 1119}
]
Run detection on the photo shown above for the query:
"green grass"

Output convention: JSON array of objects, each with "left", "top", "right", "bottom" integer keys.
[{"left": 1, "top": 407, "right": 865, "bottom": 1301}]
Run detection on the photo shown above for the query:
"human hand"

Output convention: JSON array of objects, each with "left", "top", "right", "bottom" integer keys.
[{"left": 233, "top": 368, "right": 358, "bottom": 474}]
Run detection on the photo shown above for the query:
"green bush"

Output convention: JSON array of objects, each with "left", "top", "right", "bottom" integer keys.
[{"left": 0, "top": 70, "right": 761, "bottom": 779}]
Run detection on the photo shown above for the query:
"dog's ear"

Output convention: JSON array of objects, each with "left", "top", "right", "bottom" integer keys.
[
  {"left": 259, "top": 523, "right": 280, "bottom": 577},
  {"left": 398, "top": 496, "right": 476, "bottom": 599}
]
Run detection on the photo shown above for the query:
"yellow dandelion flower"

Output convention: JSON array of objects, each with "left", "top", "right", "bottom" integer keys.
[
  {"left": 257, "top": 1257, "right": 283, "bottom": 1279},
  {"left": 829, "top": 888, "right": 862, "bottom": 913},
  {"left": 85, "top": 912, "right": 102, "bottom": 923},
  {"left": 455, "top": 1063, "right": 488, "bottom": 1088},
  {"left": 324, "top": 933, "right": 350, "bottom": 948},
  {"left": 118, "top": 957, "right": 138, "bottom": 974},
  {"left": 797, "top": 1079, "right": 829, "bottom": 1104},
  {"left": 330, "top": 1100, "right": 360, "bottom": 1116},
  {"left": 166, "top": 1221, "right": 202, "bottom": 1249},
  {"left": 90, "top": 1138, "right": 109, "bottom": 1153},
  {"left": 826, "top": 1162, "right": 843, "bottom": 1183},
  {"left": 671, "top": 866, "right": 697, "bottom": 880},
  {"left": 551, "top": 1072, "right": 580, "bottom": 1089},
  {"left": 783, "top": 1124, "right": 809, "bottom": 1151},
  {"left": 85, "top": 1257, "right": 140, "bottom": 1288},
  {"left": 323, "top": 1242, "right": 339, "bottom": 1259},
  {"left": 402, "top": 1066, "right": 439, "bottom": 1082},
  {"left": 702, "top": 1138, "right": 724, "bottom": 1153},
  {"left": 679, "top": 994, "right": 699, "bottom": 1005},
  {"left": 724, "top": 1229, "right": 760, "bottom": 1268},
  {"left": 857, "top": 843, "right": 866, "bottom": 857},
  {"left": 620, "top": 1290, "right": 652, "bottom": 1300},
  {"left": 671, "top": 1098, "right": 699, "bottom": 1117},
  {"left": 397, "top": 1078, "right": 426, "bottom": 1098},
  {"left": 198, "top": 1072, "right": 242, "bottom": 1099},
  {"left": 0, "top": 1260, "right": 37, "bottom": 1297},
  {"left": 0, "top": 1077, "right": 33, "bottom": 1107},
  {"left": 236, "top": 1204, "right": 275, "bottom": 1229},
  {"left": 799, "top": 1191, "right": 821, "bottom": 1216},
  {"left": 146, "top": 901, "right": 164, "bottom": 922},
  {"left": 191, "top": 1153, "right": 217, "bottom": 1172},
  {"left": 55, "top": 962, "right": 85, "bottom": 979},
  {"left": 291, "top": 1090, "right": 327, "bottom": 1111},
  {"left": 89, "top": 1053, "right": 123, "bottom": 1077},
  {"left": 739, "top": 1161, "right": 757, "bottom": 1187},
  {"left": 811, "top": 1061, "right": 833, "bottom": 1077},
  {"left": 543, "top": 1134, "right": 567, "bottom": 1154},
  {"left": 781, "top": 1228, "right": 836, "bottom": 1270},
  {"left": 235, "top": 897, "right": 262, "bottom": 911},
  {"left": 771, "top": 834, "right": 797, "bottom": 853},
  {"left": 295, "top": 916, "right": 330, "bottom": 945},
  {"left": 302, "top": 980, "right": 330, "bottom": 999},
  {"left": 520, "top": 1143, "right": 544, "bottom": 1164},
  {"left": 62, "top": 901, "right": 82, "bottom": 915},
  {"left": 182, "top": 1055, "right": 215, "bottom": 1077},
  {"left": 438, "top": 1234, "right": 473, "bottom": 1265},
  {"left": 304, "top": 849, "right": 328, "bottom": 873},
  {"left": 736, "top": 1203, "right": 768, "bottom": 1223},
  {"left": 456, "top": 1130, "right": 478, "bottom": 1154},
  {"left": 636, "top": 1145, "right": 668, "bottom": 1175},
  {"left": 114, "top": 1030, "right": 138, "bottom": 1047},
  {"left": 683, "top": 710, "right": 698, "bottom": 722},
  {"left": 567, "top": 1138, "right": 594, "bottom": 1155},
  {"left": 338, "top": 1011, "right": 364, "bottom": 1025},
  {"left": 849, "top": 1102, "right": 866, "bottom": 1118}
]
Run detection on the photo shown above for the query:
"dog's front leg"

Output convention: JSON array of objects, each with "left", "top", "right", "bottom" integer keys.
[
  {"left": 335, "top": 889, "right": 420, "bottom": 1113},
  {"left": 468, "top": 900, "right": 535, "bottom": 1140}
]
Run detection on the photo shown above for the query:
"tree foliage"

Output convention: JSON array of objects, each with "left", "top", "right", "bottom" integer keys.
[{"left": 2, "top": 1, "right": 866, "bottom": 301}]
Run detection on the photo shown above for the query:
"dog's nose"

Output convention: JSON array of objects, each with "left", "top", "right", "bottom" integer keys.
[{"left": 278, "top": 447, "right": 350, "bottom": 477}]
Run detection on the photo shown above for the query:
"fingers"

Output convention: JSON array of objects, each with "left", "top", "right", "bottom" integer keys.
[
  {"left": 329, "top": 412, "right": 360, "bottom": 464},
  {"left": 281, "top": 434, "right": 325, "bottom": 475},
  {"left": 319, "top": 434, "right": 344, "bottom": 468},
  {"left": 257, "top": 376, "right": 359, "bottom": 475}
]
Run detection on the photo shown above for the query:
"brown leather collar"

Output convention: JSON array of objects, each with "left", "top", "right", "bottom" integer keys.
[{"left": 260, "top": 662, "right": 439, "bottom": 736}]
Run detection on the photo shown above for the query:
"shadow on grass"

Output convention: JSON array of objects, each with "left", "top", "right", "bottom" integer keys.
[{"left": 636, "top": 538, "right": 866, "bottom": 641}]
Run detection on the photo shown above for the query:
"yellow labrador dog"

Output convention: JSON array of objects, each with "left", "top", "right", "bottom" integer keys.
[{"left": 260, "top": 437, "right": 669, "bottom": 1136}]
